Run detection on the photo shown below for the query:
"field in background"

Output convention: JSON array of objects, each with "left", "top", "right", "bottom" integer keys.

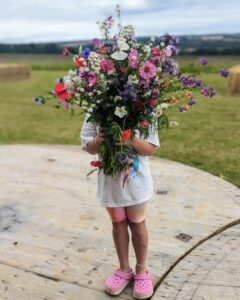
[{"left": 0, "top": 54, "right": 239, "bottom": 187}]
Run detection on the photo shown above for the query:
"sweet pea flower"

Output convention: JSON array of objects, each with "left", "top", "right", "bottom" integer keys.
[{"left": 128, "top": 49, "right": 139, "bottom": 68}]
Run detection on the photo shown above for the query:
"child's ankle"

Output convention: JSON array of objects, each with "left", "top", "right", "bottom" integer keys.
[{"left": 119, "top": 266, "right": 132, "bottom": 273}]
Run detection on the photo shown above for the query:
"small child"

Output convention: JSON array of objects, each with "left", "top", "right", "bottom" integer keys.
[{"left": 80, "top": 113, "right": 160, "bottom": 299}]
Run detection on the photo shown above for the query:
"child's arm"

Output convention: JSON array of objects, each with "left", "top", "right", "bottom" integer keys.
[
  {"left": 115, "top": 126, "right": 160, "bottom": 156},
  {"left": 85, "top": 128, "right": 105, "bottom": 155}
]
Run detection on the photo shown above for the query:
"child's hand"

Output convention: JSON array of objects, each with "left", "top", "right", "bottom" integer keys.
[
  {"left": 115, "top": 136, "right": 134, "bottom": 147},
  {"left": 94, "top": 127, "right": 105, "bottom": 145}
]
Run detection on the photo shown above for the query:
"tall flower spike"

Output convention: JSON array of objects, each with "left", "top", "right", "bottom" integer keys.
[{"left": 116, "top": 4, "right": 122, "bottom": 33}]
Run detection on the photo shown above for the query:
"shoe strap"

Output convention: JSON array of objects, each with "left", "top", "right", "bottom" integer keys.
[
  {"left": 134, "top": 272, "right": 152, "bottom": 280},
  {"left": 114, "top": 269, "right": 133, "bottom": 280}
]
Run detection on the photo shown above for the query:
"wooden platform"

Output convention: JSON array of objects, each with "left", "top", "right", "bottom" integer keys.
[{"left": 0, "top": 145, "right": 239, "bottom": 300}]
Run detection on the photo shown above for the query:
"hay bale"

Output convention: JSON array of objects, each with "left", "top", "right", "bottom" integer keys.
[
  {"left": 0, "top": 64, "right": 31, "bottom": 81},
  {"left": 228, "top": 65, "right": 240, "bottom": 95}
]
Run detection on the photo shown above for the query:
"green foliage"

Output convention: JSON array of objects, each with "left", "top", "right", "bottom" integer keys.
[{"left": 0, "top": 57, "right": 239, "bottom": 187}]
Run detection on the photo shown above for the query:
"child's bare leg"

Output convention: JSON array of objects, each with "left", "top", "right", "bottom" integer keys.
[
  {"left": 106, "top": 208, "right": 131, "bottom": 273},
  {"left": 127, "top": 201, "right": 149, "bottom": 274}
]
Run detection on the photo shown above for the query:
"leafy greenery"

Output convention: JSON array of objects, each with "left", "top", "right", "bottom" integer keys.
[{"left": 0, "top": 56, "right": 239, "bottom": 187}]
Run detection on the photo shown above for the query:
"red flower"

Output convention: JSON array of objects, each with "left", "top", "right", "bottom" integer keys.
[
  {"left": 74, "top": 56, "right": 86, "bottom": 68},
  {"left": 140, "top": 120, "right": 149, "bottom": 128},
  {"left": 54, "top": 82, "right": 68, "bottom": 100},
  {"left": 152, "top": 47, "right": 161, "bottom": 56},
  {"left": 148, "top": 99, "right": 158, "bottom": 106},
  {"left": 122, "top": 129, "right": 132, "bottom": 140},
  {"left": 90, "top": 160, "right": 101, "bottom": 167},
  {"left": 120, "top": 66, "right": 128, "bottom": 74},
  {"left": 101, "top": 47, "right": 108, "bottom": 55}
]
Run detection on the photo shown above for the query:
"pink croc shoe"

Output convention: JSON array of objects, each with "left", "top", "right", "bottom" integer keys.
[
  {"left": 104, "top": 268, "right": 134, "bottom": 296},
  {"left": 133, "top": 270, "right": 153, "bottom": 299}
]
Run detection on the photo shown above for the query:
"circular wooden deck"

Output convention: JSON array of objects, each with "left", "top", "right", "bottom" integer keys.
[{"left": 0, "top": 145, "right": 239, "bottom": 299}]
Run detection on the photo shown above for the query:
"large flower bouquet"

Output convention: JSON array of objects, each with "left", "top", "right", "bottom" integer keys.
[{"left": 35, "top": 6, "right": 228, "bottom": 177}]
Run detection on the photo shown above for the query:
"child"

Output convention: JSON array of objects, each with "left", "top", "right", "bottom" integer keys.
[{"left": 80, "top": 113, "right": 160, "bottom": 299}]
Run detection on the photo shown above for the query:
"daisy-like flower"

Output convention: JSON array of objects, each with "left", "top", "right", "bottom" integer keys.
[
  {"left": 114, "top": 106, "right": 127, "bottom": 118},
  {"left": 139, "top": 61, "right": 157, "bottom": 80}
]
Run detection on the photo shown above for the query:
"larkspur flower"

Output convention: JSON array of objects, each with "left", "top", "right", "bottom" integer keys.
[
  {"left": 220, "top": 69, "right": 230, "bottom": 77},
  {"left": 201, "top": 57, "right": 208, "bottom": 65},
  {"left": 201, "top": 86, "right": 216, "bottom": 97},
  {"left": 93, "top": 38, "right": 103, "bottom": 49},
  {"left": 82, "top": 48, "right": 91, "bottom": 59},
  {"left": 181, "top": 76, "right": 202, "bottom": 88},
  {"left": 165, "top": 45, "right": 173, "bottom": 57},
  {"left": 161, "top": 33, "right": 179, "bottom": 46},
  {"left": 139, "top": 61, "right": 156, "bottom": 80},
  {"left": 188, "top": 99, "right": 197, "bottom": 106}
]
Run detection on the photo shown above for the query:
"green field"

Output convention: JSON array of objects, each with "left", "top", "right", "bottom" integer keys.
[{"left": 0, "top": 54, "right": 239, "bottom": 187}]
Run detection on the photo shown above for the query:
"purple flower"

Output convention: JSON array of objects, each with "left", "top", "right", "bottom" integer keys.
[
  {"left": 162, "top": 58, "right": 179, "bottom": 75},
  {"left": 33, "top": 97, "right": 44, "bottom": 105},
  {"left": 82, "top": 48, "right": 91, "bottom": 59},
  {"left": 179, "top": 106, "right": 189, "bottom": 112},
  {"left": 93, "top": 38, "right": 103, "bottom": 49},
  {"left": 188, "top": 99, "right": 197, "bottom": 106},
  {"left": 201, "top": 86, "right": 216, "bottom": 98},
  {"left": 181, "top": 76, "right": 202, "bottom": 88},
  {"left": 201, "top": 57, "right": 208, "bottom": 65},
  {"left": 220, "top": 69, "right": 230, "bottom": 77},
  {"left": 161, "top": 33, "right": 179, "bottom": 46}
]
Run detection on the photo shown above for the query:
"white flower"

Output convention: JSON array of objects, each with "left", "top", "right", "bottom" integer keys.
[
  {"left": 96, "top": 99, "right": 102, "bottom": 103},
  {"left": 151, "top": 36, "right": 156, "bottom": 42},
  {"left": 79, "top": 88, "right": 85, "bottom": 93},
  {"left": 91, "top": 104, "right": 96, "bottom": 108},
  {"left": 155, "top": 105, "right": 163, "bottom": 117},
  {"left": 114, "top": 95, "right": 122, "bottom": 102},
  {"left": 72, "top": 76, "right": 81, "bottom": 85},
  {"left": 143, "top": 45, "right": 151, "bottom": 54},
  {"left": 88, "top": 107, "right": 93, "bottom": 113},
  {"left": 127, "top": 75, "right": 139, "bottom": 85},
  {"left": 97, "top": 90, "right": 102, "bottom": 95},
  {"left": 160, "top": 42, "right": 165, "bottom": 47},
  {"left": 169, "top": 121, "right": 179, "bottom": 127},
  {"left": 114, "top": 106, "right": 127, "bottom": 118},
  {"left": 159, "top": 103, "right": 169, "bottom": 109},
  {"left": 111, "top": 38, "right": 129, "bottom": 61},
  {"left": 157, "top": 67, "right": 163, "bottom": 73}
]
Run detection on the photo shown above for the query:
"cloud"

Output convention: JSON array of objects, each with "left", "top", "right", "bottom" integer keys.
[{"left": 0, "top": 0, "right": 239, "bottom": 43}]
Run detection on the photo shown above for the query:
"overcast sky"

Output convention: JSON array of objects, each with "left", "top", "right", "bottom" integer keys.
[{"left": 1, "top": 0, "right": 240, "bottom": 43}]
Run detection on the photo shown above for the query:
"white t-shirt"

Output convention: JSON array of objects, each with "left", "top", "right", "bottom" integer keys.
[{"left": 80, "top": 113, "right": 160, "bottom": 207}]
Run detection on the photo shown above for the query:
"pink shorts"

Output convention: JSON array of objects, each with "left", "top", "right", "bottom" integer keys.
[{"left": 106, "top": 200, "right": 149, "bottom": 223}]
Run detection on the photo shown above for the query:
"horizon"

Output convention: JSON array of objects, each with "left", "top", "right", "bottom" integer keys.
[{"left": 1, "top": 0, "right": 240, "bottom": 44}]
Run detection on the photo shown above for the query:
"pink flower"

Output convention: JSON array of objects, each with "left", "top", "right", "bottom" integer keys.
[
  {"left": 100, "top": 59, "right": 115, "bottom": 74},
  {"left": 88, "top": 73, "right": 98, "bottom": 86},
  {"left": 165, "top": 45, "right": 172, "bottom": 57},
  {"left": 140, "top": 120, "right": 149, "bottom": 128},
  {"left": 128, "top": 49, "right": 139, "bottom": 68},
  {"left": 151, "top": 47, "right": 161, "bottom": 56},
  {"left": 139, "top": 61, "right": 156, "bottom": 80}
]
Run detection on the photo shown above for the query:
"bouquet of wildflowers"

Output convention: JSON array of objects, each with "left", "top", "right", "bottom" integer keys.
[{"left": 34, "top": 5, "right": 228, "bottom": 177}]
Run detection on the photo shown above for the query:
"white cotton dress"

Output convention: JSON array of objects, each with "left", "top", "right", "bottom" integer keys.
[{"left": 80, "top": 113, "right": 160, "bottom": 208}]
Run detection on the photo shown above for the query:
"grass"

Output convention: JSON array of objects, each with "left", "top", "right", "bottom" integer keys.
[{"left": 0, "top": 55, "right": 239, "bottom": 187}]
